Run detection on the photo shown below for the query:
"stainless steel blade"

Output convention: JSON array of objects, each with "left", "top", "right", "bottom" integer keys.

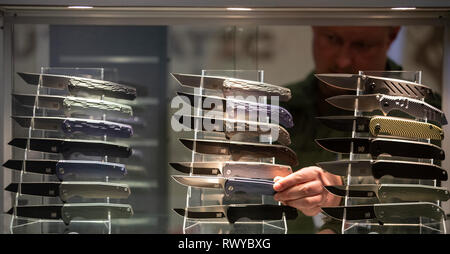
[{"left": 172, "top": 175, "right": 226, "bottom": 189}]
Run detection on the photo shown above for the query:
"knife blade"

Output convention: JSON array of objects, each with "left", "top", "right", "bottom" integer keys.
[
  {"left": 174, "top": 204, "right": 298, "bottom": 223},
  {"left": 8, "top": 138, "right": 132, "bottom": 158},
  {"left": 317, "top": 115, "right": 444, "bottom": 140},
  {"left": 326, "top": 94, "right": 447, "bottom": 125},
  {"left": 5, "top": 181, "right": 131, "bottom": 202},
  {"left": 315, "top": 137, "right": 445, "bottom": 160},
  {"left": 324, "top": 184, "right": 450, "bottom": 203},
  {"left": 171, "top": 73, "right": 291, "bottom": 101},
  {"left": 176, "top": 91, "right": 294, "bottom": 128},
  {"left": 316, "top": 159, "right": 448, "bottom": 181},
  {"left": 17, "top": 72, "right": 137, "bottom": 100},
  {"left": 177, "top": 114, "right": 291, "bottom": 145},
  {"left": 2, "top": 159, "right": 127, "bottom": 181},
  {"left": 12, "top": 116, "right": 134, "bottom": 138},
  {"left": 321, "top": 202, "right": 445, "bottom": 224},
  {"left": 169, "top": 161, "right": 292, "bottom": 179},
  {"left": 172, "top": 175, "right": 276, "bottom": 195},
  {"left": 179, "top": 138, "right": 298, "bottom": 167},
  {"left": 13, "top": 93, "right": 133, "bottom": 118},
  {"left": 315, "top": 73, "right": 433, "bottom": 100},
  {"left": 7, "top": 203, "right": 133, "bottom": 225}
]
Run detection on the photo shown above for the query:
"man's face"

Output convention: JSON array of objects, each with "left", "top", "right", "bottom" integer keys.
[{"left": 312, "top": 26, "right": 399, "bottom": 74}]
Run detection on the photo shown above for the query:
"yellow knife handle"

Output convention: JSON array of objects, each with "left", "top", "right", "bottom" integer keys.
[{"left": 369, "top": 116, "right": 444, "bottom": 140}]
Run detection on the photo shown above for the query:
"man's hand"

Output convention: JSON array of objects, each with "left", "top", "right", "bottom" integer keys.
[{"left": 273, "top": 166, "right": 342, "bottom": 216}]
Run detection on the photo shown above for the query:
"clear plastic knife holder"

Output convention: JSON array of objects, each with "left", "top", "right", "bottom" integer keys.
[
  {"left": 9, "top": 67, "right": 127, "bottom": 234},
  {"left": 180, "top": 70, "right": 288, "bottom": 234},
  {"left": 340, "top": 70, "right": 446, "bottom": 234}
]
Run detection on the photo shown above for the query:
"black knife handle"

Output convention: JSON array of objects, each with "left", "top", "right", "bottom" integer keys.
[
  {"left": 226, "top": 204, "right": 297, "bottom": 223},
  {"left": 370, "top": 139, "right": 445, "bottom": 160},
  {"left": 59, "top": 141, "right": 132, "bottom": 158},
  {"left": 372, "top": 161, "right": 448, "bottom": 181}
]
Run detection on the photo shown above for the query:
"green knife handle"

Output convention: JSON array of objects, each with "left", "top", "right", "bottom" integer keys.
[
  {"left": 369, "top": 116, "right": 444, "bottom": 140},
  {"left": 59, "top": 183, "right": 131, "bottom": 202},
  {"left": 380, "top": 185, "right": 450, "bottom": 202},
  {"left": 374, "top": 202, "right": 445, "bottom": 223},
  {"left": 61, "top": 204, "right": 133, "bottom": 225}
]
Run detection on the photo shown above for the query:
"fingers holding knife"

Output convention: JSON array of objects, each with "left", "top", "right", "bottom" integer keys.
[{"left": 272, "top": 166, "right": 343, "bottom": 216}]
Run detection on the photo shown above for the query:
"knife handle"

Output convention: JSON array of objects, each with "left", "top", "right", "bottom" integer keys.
[
  {"left": 227, "top": 100, "right": 294, "bottom": 128},
  {"left": 222, "top": 79, "right": 292, "bottom": 102},
  {"left": 60, "top": 141, "right": 132, "bottom": 158},
  {"left": 229, "top": 143, "right": 298, "bottom": 167},
  {"left": 61, "top": 204, "right": 133, "bottom": 225},
  {"left": 369, "top": 116, "right": 444, "bottom": 140},
  {"left": 225, "top": 178, "right": 275, "bottom": 196},
  {"left": 366, "top": 77, "right": 432, "bottom": 100},
  {"left": 374, "top": 202, "right": 445, "bottom": 223},
  {"left": 372, "top": 161, "right": 448, "bottom": 181},
  {"left": 370, "top": 139, "right": 445, "bottom": 160},
  {"left": 226, "top": 204, "right": 297, "bottom": 223},
  {"left": 68, "top": 78, "right": 137, "bottom": 100},
  {"left": 224, "top": 121, "right": 291, "bottom": 146},
  {"left": 380, "top": 95, "right": 447, "bottom": 125},
  {"left": 61, "top": 119, "right": 133, "bottom": 138},
  {"left": 63, "top": 97, "right": 133, "bottom": 117},
  {"left": 55, "top": 161, "right": 127, "bottom": 180}
]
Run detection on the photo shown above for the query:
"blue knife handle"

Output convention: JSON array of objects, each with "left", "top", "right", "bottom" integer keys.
[
  {"left": 55, "top": 161, "right": 127, "bottom": 180},
  {"left": 230, "top": 100, "right": 294, "bottom": 128},
  {"left": 225, "top": 178, "right": 276, "bottom": 195},
  {"left": 61, "top": 119, "right": 133, "bottom": 138}
]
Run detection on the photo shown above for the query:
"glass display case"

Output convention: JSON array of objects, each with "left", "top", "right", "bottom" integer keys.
[{"left": 0, "top": 2, "right": 449, "bottom": 234}]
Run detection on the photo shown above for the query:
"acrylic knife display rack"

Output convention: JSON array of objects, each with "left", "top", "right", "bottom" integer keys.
[
  {"left": 5, "top": 68, "right": 135, "bottom": 234},
  {"left": 170, "top": 70, "right": 298, "bottom": 234},
  {"left": 317, "top": 71, "right": 448, "bottom": 234}
]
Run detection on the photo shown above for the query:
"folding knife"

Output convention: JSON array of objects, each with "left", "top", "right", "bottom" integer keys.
[
  {"left": 9, "top": 138, "right": 132, "bottom": 158},
  {"left": 321, "top": 202, "right": 446, "bottom": 225},
  {"left": 326, "top": 94, "right": 447, "bottom": 125},
  {"left": 172, "top": 175, "right": 276, "bottom": 195},
  {"left": 317, "top": 115, "right": 444, "bottom": 140},
  {"left": 12, "top": 116, "right": 133, "bottom": 138},
  {"left": 316, "top": 159, "right": 448, "bottom": 181},
  {"left": 2, "top": 159, "right": 127, "bottom": 181},
  {"left": 171, "top": 73, "right": 292, "bottom": 101},
  {"left": 315, "top": 73, "right": 433, "bottom": 100},
  {"left": 18, "top": 72, "right": 137, "bottom": 100},
  {"left": 177, "top": 114, "right": 291, "bottom": 145},
  {"left": 177, "top": 91, "right": 294, "bottom": 128},
  {"left": 13, "top": 93, "right": 133, "bottom": 118},
  {"left": 325, "top": 184, "right": 450, "bottom": 203},
  {"left": 315, "top": 137, "right": 445, "bottom": 160},
  {"left": 7, "top": 203, "right": 133, "bottom": 225},
  {"left": 5, "top": 181, "right": 131, "bottom": 202},
  {"left": 169, "top": 161, "right": 292, "bottom": 179},
  {"left": 174, "top": 204, "right": 298, "bottom": 223},
  {"left": 179, "top": 138, "right": 298, "bottom": 167}
]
